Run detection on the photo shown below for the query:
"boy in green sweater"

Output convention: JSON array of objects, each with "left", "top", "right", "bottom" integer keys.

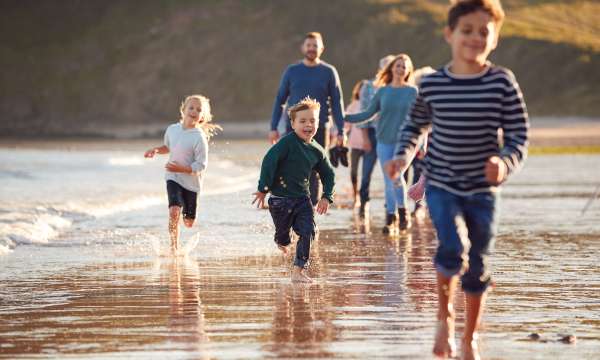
[{"left": 253, "top": 97, "right": 335, "bottom": 283}]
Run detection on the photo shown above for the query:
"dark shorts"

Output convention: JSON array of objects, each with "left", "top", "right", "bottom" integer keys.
[{"left": 166, "top": 180, "right": 198, "bottom": 220}]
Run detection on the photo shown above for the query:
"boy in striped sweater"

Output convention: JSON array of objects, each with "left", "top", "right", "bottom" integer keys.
[{"left": 387, "top": 1, "right": 529, "bottom": 359}]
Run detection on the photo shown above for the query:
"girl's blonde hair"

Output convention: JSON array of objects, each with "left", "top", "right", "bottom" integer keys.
[
  {"left": 179, "top": 94, "right": 221, "bottom": 138},
  {"left": 375, "top": 54, "right": 415, "bottom": 87}
]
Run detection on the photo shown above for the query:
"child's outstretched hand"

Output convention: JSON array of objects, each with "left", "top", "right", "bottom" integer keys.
[
  {"left": 252, "top": 191, "right": 267, "bottom": 209},
  {"left": 316, "top": 198, "right": 329, "bottom": 215},
  {"left": 485, "top": 156, "right": 507, "bottom": 185},
  {"left": 144, "top": 148, "right": 157, "bottom": 158}
]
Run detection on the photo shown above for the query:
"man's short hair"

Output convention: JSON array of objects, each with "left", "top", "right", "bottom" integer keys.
[
  {"left": 304, "top": 32, "right": 324, "bottom": 44},
  {"left": 448, "top": 0, "right": 505, "bottom": 31},
  {"left": 288, "top": 97, "right": 321, "bottom": 121}
]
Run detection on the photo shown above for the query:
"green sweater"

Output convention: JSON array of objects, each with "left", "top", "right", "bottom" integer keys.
[{"left": 258, "top": 132, "right": 335, "bottom": 202}]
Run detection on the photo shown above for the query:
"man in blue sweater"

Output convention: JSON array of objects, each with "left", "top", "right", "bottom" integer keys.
[{"left": 270, "top": 32, "right": 345, "bottom": 205}]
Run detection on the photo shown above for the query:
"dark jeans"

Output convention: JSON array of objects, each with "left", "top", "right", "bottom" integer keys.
[
  {"left": 426, "top": 185, "right": 499, "bottom": 294},
  {"left": 359, "top": 127, "right": 378, "bottom": 204},
  {"left": 268, "top": 196, "right": 316, "bottom": 269},
  {"left": 350, "top": 148, "right": 364, "bottom": 185}
]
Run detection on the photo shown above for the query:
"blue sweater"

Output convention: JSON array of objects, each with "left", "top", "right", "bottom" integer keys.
[
  {"left": 345, "top": 85, "right": 417, "bottom": 144},
  {"left": 271, "top": 61, "right": 345, "bottom": 132}
]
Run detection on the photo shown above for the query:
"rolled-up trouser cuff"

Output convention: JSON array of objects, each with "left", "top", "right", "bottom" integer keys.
[{"left": 294, "top": 257, "right": 309, "bottom": 269}]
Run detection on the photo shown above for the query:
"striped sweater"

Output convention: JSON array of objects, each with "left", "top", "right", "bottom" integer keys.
[{"left": 395, "top": 64, "right": 529, "bottom": 196}]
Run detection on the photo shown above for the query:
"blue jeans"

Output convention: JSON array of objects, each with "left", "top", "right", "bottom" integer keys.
[
  {"left": 359, "top": 127, "right": 378, "bottom": 204},
  {"left": 268, "top": 196, "right": 316, "bottom": 268},
  {"left": 426, "top": 185, "right": 499, "bottom": 294},
  {"left": 377, "top": 142, "right": 407, "bottom": 214}
]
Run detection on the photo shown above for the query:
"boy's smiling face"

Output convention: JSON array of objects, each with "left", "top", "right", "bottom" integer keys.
[
  {"left": 445, "top": 10, "right": 498, "bottom": 68},
  {"left": 291, "top": 108, "right": 319, "bottom": 142}
]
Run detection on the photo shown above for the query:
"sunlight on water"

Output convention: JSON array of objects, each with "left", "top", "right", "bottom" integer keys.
[{"left": 107, "top": 156, "right": 146, "bottom": 166}]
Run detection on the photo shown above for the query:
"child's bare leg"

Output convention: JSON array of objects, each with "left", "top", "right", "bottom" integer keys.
[
  {"left": 169, "top": 206, "right": 181, "bottom": 250},
  {"left": 277, "top": 244, "right": 289, "bottom": 255},
  {"left": 433, "top": 271, "right": 458, "bottom": 358},
  {"left": 461, "top": 292, "right": 487, "bottom": 360},
  {"left": 351, "top": 180, "right": 359, "bottom": 207},
  {"left": 291, "top": 266, "right": 312, "bottom": 283},
  {"left": 183, "top": 217, "right": 194, "bottom": 228}
]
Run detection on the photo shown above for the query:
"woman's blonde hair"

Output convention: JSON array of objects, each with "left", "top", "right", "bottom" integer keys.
[
  {"left": 375, "top": 54, "right": 415, "bottom": 87},
  {"left": 179, "top": 94, "right": 221, "bottom": 138}
]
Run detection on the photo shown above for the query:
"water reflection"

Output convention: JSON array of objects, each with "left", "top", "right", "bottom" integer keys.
[
  {"left": 163, "top": 257, "right": 209, "bottom": 357},
  {"left": 1, "top": 213, "right": 599, "bottom": 358},
  {"left": 268, "top": 284, "right": 337, "bottom": 358}
]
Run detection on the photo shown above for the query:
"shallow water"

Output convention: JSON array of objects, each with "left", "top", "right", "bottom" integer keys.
[{"left": 1, "top": 140, "right": 599, "bottom": 359}]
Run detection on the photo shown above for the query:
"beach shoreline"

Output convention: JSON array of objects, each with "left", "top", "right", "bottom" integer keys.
[{"left": 1, "top": 116, "right": 599, "bottom": 149}]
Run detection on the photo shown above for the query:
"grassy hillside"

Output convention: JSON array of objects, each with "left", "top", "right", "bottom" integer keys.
[{"left": 1, "top": 0, "right": 598, "bottom": 137}]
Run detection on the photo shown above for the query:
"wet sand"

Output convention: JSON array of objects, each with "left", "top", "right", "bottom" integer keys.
[
  {"left": 1, "top": 134, "right": 600, "bottom": 359},
  {"left": 2, "top": 220, "right": 599, "bottom": 359}
]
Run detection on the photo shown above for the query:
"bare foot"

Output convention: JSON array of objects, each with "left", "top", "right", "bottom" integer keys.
[
  {"left": 277, "top": 244, "right": 289, "bottom": 255},
  {"left": 291, "top": 267, "right": 313, "bottom": 283},
  {"left": 170, "top": 244, "right": 179, "bottom": 255},
  {"left": 433, "top": 317, "right": 457, "bottom": 358},
  {"left": 461, "top": 335, "right": 480, "bottom": 360}
]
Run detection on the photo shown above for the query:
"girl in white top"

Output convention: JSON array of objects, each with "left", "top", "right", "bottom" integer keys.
[{"left": 144, "top": 94, "right": 221, "bottom": 251}]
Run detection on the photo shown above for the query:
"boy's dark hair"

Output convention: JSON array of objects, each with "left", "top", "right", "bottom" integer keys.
[
  {"left": 304, "top": 31, "right": 324, "bottom": 44},
  {"left": 448, "top": 0, "right": 505, "bottom": 31},
  {"left": 288, "top": 97, "right": 320, "bottom": 121}
]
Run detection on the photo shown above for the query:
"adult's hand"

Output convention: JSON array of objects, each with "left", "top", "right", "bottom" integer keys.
[{"left": 268, "top": 130, "right": 280, "bottom": 144}]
